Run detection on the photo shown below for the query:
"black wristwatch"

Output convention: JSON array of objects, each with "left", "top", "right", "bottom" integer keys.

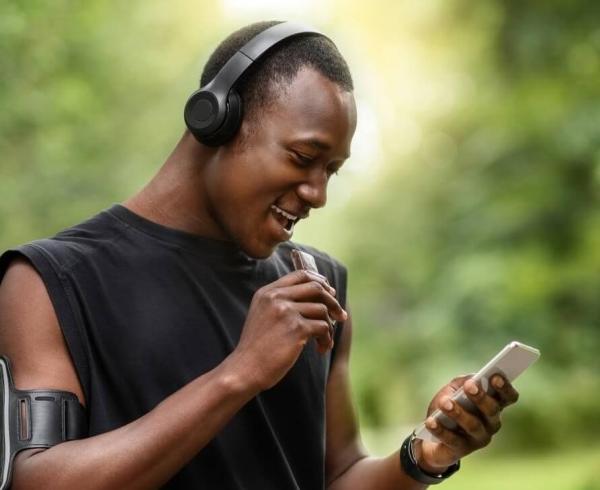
[{"left": 400, "top": 432, "right": 460, "bottom": 485}]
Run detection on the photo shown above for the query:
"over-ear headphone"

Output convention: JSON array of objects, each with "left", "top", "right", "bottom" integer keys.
[{"left": 184, "top": 22, "right": 325, "bottom": 147}]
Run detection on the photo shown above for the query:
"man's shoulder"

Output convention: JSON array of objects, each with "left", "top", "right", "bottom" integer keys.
[{"left": 0, "top": 205, "right": 127, "bottom": 277}]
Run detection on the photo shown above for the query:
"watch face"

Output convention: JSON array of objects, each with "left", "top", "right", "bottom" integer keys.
[{"left": 1, "top": 357, "right": 11, "bottom": 490}]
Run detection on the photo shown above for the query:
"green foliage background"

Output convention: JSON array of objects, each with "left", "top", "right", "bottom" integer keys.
[{"left": 1, "top": 1, "right": 599, "bottom": 488}]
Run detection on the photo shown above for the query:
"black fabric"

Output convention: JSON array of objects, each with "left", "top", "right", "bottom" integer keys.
[{"left": 0, "top": 204, "right": 348, "bottom": 490}]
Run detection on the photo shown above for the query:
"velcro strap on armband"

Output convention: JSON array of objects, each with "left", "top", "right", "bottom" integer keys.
[{"left": 1, "top": 356, "right": 88, "bottom": 490}]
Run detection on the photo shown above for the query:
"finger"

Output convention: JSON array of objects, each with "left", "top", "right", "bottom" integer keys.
[
  {"left": 426, "top": 374, "right": 474, "bottom": 415},
  {"left": 424, "top": 416, "right": 470, "bottom": 454},
  {"left": 302, "top": 318, "right": 333, "bottom": 353},
  {"left": 439, "top": 397, "right": 491, "bottom": 447},
  {"left": 296, "top": 302, "right": 332, "bottom": 322},
  {"left": 304, "top": 270, "right": 336, "bottom": 295},
  {"left": 449, "top": 374, "right": 474, "bottom": 391},
  {"left": 280, "top": 281, "right": 347, "bottom": 322},
  {"left": 296, "top": 302, "right": 336, "bottom": 338},
  {"left": 464, "top": 380, "right": 502, "bottom": 433},
  {"left": 490, "top": 375, "right": 520, "bottom": 407}
]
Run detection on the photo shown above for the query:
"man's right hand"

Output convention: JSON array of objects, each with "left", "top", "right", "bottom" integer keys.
[{"left": 230, "top": 270, "right": 348, "bottom": 392}]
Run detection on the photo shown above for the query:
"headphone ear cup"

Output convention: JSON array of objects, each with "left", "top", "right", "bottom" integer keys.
[
  {"left": 184, "top": 90, "right": 221, "bottom": 143},
  {"left": 201, "top": 90, "right": 243, "bottom": 147}
]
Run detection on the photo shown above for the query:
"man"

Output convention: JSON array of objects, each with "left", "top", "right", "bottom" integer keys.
[{"left": 0, "top": 21, "right": 518, "bottom": 489}]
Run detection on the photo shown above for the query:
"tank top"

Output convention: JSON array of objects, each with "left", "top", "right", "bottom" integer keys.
[{"left": 0, "top": 204, "right": 348, "bottom": 489}]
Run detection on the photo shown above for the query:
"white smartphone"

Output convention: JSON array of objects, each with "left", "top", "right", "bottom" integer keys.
[{"left": 413, "top": 341, "right": 540, "bottom": 443}]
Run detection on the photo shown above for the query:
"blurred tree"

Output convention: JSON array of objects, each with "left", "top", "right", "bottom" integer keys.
[
  {"left": 337, "top": 0, "right": 600, "bottom": 449},
  {"left": 0, "top": 0, "right": 218, "bottom": 248},
  {"left": 1, "top": 0, "right": 598, "bottom": 453}
]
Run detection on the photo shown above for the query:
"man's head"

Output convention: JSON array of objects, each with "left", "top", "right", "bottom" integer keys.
[
  {"left": 198, "top": 20, "right": 354, "bottom": 136},
  {"left": 190, "top": 21, "right": 357, "bottom": 258}
]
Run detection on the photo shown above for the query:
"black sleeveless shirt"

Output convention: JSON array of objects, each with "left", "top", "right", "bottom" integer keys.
[{"left": 0, "top": 205, "right": 348, "bottom": 489}]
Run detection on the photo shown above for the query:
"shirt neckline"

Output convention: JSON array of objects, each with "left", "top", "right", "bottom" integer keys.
[{"left": 105, "top": 203, "right": 256, "bottom": 264}]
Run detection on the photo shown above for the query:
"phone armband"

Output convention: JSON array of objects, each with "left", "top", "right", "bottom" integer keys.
[{"left": 0, "top": 356, "right": 88, "bottom": 489}]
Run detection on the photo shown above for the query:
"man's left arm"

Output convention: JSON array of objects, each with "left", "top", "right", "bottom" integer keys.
[{"left": 324, "top": 303, "right": 519, "bottom": 490}]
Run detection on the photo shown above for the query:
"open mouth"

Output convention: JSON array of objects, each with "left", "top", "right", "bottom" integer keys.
[{"left": 271, "top": 204, "right": 299, "bottom": 234}]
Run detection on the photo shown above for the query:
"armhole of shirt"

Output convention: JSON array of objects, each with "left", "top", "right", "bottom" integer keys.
[
  {"left": 0, "top": 244, "right": 91, "bottom": 404},
  {"left": 329, "top": 261, "right": 348, "bottom": 370}
]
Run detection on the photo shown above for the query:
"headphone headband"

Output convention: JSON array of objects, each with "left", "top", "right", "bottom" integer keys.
[
  {"left": 240, "top": 22, "right": 323, "bottom": 61},
  {"left": 185, "top": 22, "right": 326, "bottom": 146}
]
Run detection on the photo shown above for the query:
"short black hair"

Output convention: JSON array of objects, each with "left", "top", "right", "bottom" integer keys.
[{"left": 200, "top": 21, "right": 354, "bottom": 123}]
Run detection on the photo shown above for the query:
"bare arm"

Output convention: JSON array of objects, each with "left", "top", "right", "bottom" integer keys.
[
  {"left": 1, "top": 260, "right": 345, "bottom": 490},
  {"left": 324, "top": 305, "right": 430, "bottom": 490},
  {"left": 324, "top": 303, "right": 520, "bottom": 490},
  {"left": 1, "top": 258, "right": 259, "bottom": 490}
]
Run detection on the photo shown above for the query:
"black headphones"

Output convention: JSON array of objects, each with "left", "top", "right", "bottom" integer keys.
[{"left": 184, "top": 22, "right": 325, "bottom": 147}]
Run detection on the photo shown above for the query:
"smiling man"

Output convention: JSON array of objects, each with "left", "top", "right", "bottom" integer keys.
[{"left": 0, "top": 21, "right": 519, "bottom": 489}]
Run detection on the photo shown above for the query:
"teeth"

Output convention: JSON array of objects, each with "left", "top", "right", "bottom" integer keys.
[{"left": 271, "top": 205, "right": 298, "bottom": 221}]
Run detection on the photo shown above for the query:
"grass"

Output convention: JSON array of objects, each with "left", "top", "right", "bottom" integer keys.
[
  {"left": 441, "top": 446, "right": 600, "bottom": 490},
  {"left": 362, "top": 426, "right": 600, "bottom": 489}
]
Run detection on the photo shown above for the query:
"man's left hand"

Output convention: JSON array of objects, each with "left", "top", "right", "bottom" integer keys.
[{"left": 412, "top": 374, "right": 520, "bottom": 473}]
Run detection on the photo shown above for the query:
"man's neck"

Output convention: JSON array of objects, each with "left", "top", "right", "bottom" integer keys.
[{"left": 122, "top": 132, "right": 225, "bottom": 240}]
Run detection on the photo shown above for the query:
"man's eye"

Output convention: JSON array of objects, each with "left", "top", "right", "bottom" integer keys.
[{"left": 293, "top": 152, "right": 315, "bottom": 165}]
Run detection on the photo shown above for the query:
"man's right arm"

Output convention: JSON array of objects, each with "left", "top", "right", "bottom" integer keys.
[
  {"left": 0, "top": 258, "right": 260, "bottom": 490},
  {"left": 0, "top": 258, "right": 345, "bottom": 490}
]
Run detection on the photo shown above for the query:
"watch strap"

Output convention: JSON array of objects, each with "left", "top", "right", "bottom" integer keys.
[{"left": 400, "top": 432, "right": 460, "bottom": 485}]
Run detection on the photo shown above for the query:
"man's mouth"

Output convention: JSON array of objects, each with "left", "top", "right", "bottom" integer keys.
[{"left": 270, "top": 204, "right": 300, "bottom": 234}]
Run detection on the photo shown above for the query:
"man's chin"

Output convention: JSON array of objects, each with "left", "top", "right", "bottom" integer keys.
[
  {"left": 243, "top": 245, "right": 276, "bottom": 260},
  {"left": 240, "top": 237, "right": 282, "bottom": 260}
]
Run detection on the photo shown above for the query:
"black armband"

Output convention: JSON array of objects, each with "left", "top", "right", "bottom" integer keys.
[{"left": 0, "top": 356, "right": 87, "bottom": 489}]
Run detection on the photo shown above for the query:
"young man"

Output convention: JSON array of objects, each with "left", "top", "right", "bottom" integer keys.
[{"left": 0, "top": 21, "right": 518, "bottom": 489}]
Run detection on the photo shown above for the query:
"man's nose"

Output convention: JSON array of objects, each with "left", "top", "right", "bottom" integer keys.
[{"left": 296, "top": 170, "right": 328, "bottom": 209}]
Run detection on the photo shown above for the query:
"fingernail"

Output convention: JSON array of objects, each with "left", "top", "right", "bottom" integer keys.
[
  {"left": 494, "top": 377, "right": 505, "bottom": 388},
  {"left": 443, "top": 399, "right": 453, "bottom": 411},
  {"left": 428, "top": 418, "right": 438, "bottom": 430},
  {"left": 342, "top": 310, "right": 348, "bottom": 320},
  {"left": 467, "top": 383, "right": 479, "bottom": 395}
]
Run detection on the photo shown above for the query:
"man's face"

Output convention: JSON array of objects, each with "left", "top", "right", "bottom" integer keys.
[{"left": 202, "top": 67, "right": 357, "bottom": 258}]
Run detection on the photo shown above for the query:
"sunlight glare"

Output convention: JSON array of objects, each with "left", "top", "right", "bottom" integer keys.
[{"left": 221, "top": 0, "right": 325, "bottom": 20}]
